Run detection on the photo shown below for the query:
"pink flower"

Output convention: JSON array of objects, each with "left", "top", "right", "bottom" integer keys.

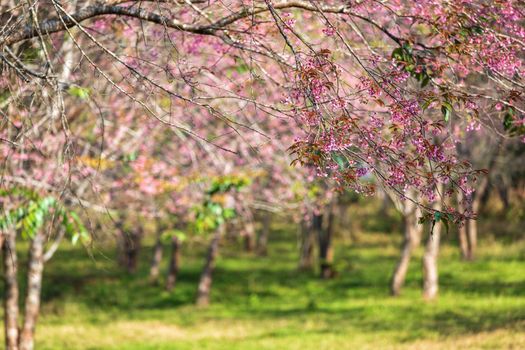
[{"left": 322, "top": 27, "right": 336, "bottom": 36}]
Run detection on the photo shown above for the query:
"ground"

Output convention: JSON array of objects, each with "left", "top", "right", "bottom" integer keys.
[{"left": 2, "top": 215, "right": 525, "bottom": 349}]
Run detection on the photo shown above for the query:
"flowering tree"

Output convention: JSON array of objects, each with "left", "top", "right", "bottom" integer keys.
[
  {"left": 1, "top": 0, "right": 525, "bottom": 348},
  {"left": 2, "top": 0, "right": 523, "bottom": 217}
]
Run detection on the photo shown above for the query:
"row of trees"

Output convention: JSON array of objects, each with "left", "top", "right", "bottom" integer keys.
[{"left": 1, "top": 0, "right": 524, "bottom": 349}]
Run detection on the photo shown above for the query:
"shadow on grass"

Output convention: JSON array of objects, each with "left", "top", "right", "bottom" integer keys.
[{"left": 4, "top": 227, "right": 522, "bottom": 342}]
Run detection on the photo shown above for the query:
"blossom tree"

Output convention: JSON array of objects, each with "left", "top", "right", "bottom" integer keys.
[
  {"left": 1, "top": 1, "right": 525, "bottom": 348},
  {"left": 2, "top": 0, "right": 523, "bottom": 216}
]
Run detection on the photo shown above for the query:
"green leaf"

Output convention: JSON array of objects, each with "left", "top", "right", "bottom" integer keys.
[
  {"left": 72, "top": 233, "right": 80, "bottom": 245},
  {"left": 223, "top": 208, "right": 236, "bottom": 219},
  {"left": 421, "top": 98, "right": 434, "bottom": 111},
  {"left": 421, "top": 74, "right": 430, "bottom": 88},
  {"left": 391, "top": 47, "right": 404, "bottom": 60},
  {"left": 68, "top": 86, "right": 90, "bottom": 100},
  {"left": 441, "top": 102, "right": 453, "bottom": 122}
]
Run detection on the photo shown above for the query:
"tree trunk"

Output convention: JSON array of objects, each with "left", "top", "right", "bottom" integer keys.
[
  {"left": 196, "top": 227, "right": 222, "bottom": 307},
  {"left": 243, "top": 221, "right": 256, "bottom": 252},
  {"left": 497, "top": 185, "right": 510, "bottom": 211},
  {"left": 465, "top": 159, "right": 492, "bottom": 261},
  {"left": 465, "top": 195, "right": 482, "bottom": 261},
  {"left": 149, "top": 230, "right": 164, "bottom": 284},
  {"left": 466, "top": 218, "right": 477, "bottom": 261},
  {"left": 378, "top": 188, "right": 391, "bottom": 218},
  {"left": 391, "top": 201, "right": 421, "bottom": 296},
  {"left": 422, "top": 199, "right": 443, "bottom": 301},
  {"left": 3, "top": 230, "right": 20, "bottom": 350},
  {"left": 121, "top": 227, "right": 143, "bottom": 274},
  {"left": 19, "top": 231, "right": 45, "bottom": 350},
  {"left": 256, "top": 212, "right": 271, "bottom": 256},
  {"left": 456, "top": 191, "right": 469, "bottom": 260},
  {"left": 298, "top": 215, "right": 315, "bottom": 271},
  {"left": 116, "top": 221, "right": 127, "bottom": 268},
  {"left": 338, "top": 203, "right": 356, "bottom": 243},
  {"left": 165, "top": 236, "right": 180, "bottom": 292},
  {"left": 318, "top": 202, "right": 336, "bottom": 279},
  {"left": 458, "top": 223, "right": 469, "bottom": 260}
]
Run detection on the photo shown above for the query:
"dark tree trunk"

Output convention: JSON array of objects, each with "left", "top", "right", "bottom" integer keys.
[
  {"left": 391, "top": 201, "right": 421, "bottom": 296},
  {"left": 19, "top": 231, "right": 45, "bottom": 350},
  {"left": 165, "top": 236, "right": 181, "bottom": 292},
  {"left": 497, "top": 185, "right": 510, "bottom": 210},
  {"left": 456, "top": 191, "right": 469, "bottom": 260},
  {"left": 318, "top": 202, "right": 336, "bottom": 279},
  {"left": 116, "top": 221, "right": 127, "bottom": 267},
  {"left": 243, "top": 221, "right": 256, "bottom": 252},
  {"left": 298, "top": 215, "right": 315, "bottom": 271},
  {"left": 196, "top": 227, "right": 222, "bottom": 306},
  {"left": 256, "top": 212, "right": 271, "bottom": 256},
  {"left": 3, "top": 230, "right": 20, "bottom": 350},
  {"left": 149, "top": 230, "right": 164, "bottom": 284},
  {"left": 422, "top": 199, "right": 443, "bottom": 300},
  {"left": 118, "top": 225, "right": 143, "bottom": 274},
  {"left": 127, "top": 229, "right": 143, "bottom": 273}
]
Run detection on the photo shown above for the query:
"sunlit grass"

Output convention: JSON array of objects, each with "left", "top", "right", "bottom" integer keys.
[{"left": 1, "top": 212, "right": 524, "bottom": 349}]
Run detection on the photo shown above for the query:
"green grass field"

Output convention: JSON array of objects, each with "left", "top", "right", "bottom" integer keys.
[{"left": 2, "top": 216, "right": 525, "bottom": 349}]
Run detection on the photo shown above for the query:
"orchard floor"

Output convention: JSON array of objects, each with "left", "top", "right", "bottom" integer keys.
[{"left": 2, "top": 222, "right": 525, "bottom": 349}]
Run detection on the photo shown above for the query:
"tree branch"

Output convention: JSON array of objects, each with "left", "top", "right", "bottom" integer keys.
[{"left": 2, "top": 1, "right": 352, "bottom": 47}]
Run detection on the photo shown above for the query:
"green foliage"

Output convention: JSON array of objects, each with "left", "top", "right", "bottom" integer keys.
[
  {"left": 0, "top": 187, "right": 88, "bottom": 244},
  {"left": 124, "top": 151, "right": 139, "bottom": 162},
  {"left": 0, "top": 90, "right": 10, "bottom": 104},
  {"left": 206, "top": 175, "right": 251, "bottom": 196},
  {"left": 20, "top": 46, "right": 40, "bottom": 63},
  {"left": 0, "top": 188, "right": 54, "bottom": 239},
  {"left": 418, "top": 210, "right": 454, "bottom": 235},
  {"left": 193, "top": 175, "right": 250, "bottom": 234},
  {"left": 332, "top": 153, "right": 348, "bottom": 170},
  {"left": 234, "top": 57, "right": 251, "bottom": 74},
  {"left": 503, "top": 107, "right": 525, "bottom": 136},
  {"left": 161, "top": 229, "right": 187, "bottom": 243},
  {"left": 68, "top": 85, "right": 91, "bottom": 100},
  {"left": 458, "top": 25, "right": 484, "bottom": 38},
  {"left": 441, "top": 101, "right": 453, "bottom": 122},
  {"left": 66, "top": 212, "right": 90, "bottom": 245},
  {"left": 391, "top": 44, "right": 431, "bottom": 87}
]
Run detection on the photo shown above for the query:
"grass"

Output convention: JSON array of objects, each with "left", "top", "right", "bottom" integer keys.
[{"left": 2, "top": 212, "right": 525, "bottom": 349}]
